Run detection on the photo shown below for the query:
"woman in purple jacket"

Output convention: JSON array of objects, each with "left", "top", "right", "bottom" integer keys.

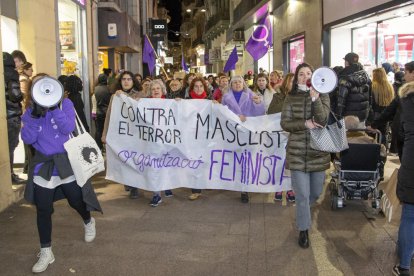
[
  {"left": 221, "top": 75, "right": 266, "bottom": 203},
  {"left": 21, "top": 75, "right": 101, "bottom": 273}
]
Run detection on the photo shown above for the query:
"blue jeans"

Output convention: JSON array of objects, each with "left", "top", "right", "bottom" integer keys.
[
  {"left": 398, "top": 203, "right": 414, "bottom": 269},
  {"left": 291, "top": 170, "right": 325, "bottom": 231}
]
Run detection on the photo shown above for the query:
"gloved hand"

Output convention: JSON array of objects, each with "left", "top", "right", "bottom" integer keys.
[{"left": 30, "top": 102, "right": 47, "bottom": 118}]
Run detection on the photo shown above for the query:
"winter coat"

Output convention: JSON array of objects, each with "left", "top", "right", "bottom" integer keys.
[
  {"left": 166, "top": 88, "right": 185, "bottom": 99},
  {"left": 281, "top": 88, "right": 331, "bottom": 172},
  {"left": 335, "top": 64, "right": 371, "bottom": 122},
  {"left": 68, "top": 92, "right": 90, "bottom": 132},
  {"left": 3, "top": 52, "right": 23, "bottom": 119},
  {"left": 255, "top": 88, "right": 275, "bottom": 112},
  {"left": 397, "top": 81, "right": 414, "bottom": 204},
  {"left": 94, "top": 84, "right": 111, "bottom": 116},
  {"left": 24, "top": 151, "right": 102, "bottom": 213},
  {"left": 221, "top": 88, "right": 265, "bottom": 116},
  {"left": 267, "top": 90, "right": 286, "bottom": 114},
  {"left": 372, "top": 96, "right": 403, "bottom": 145}
]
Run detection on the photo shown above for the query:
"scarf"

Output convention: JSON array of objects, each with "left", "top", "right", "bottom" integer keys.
[{"left": 190, "top": 90, "right": 207, "bottom": 99}]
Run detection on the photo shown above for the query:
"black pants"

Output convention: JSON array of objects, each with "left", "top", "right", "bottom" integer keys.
[
  {"left": 34, "top": 181, "right": 91, "bottom": 247},
  {"left": 7, "top": 117, "right": 21, "bottom": 173},
  {"left": 95, "top": 114, "right": 106, "bottom": 150}
]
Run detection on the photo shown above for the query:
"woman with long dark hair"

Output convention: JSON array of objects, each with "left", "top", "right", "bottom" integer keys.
[
  {"left": 280, "top": 63, "right": 330, "bottom": 249},
  {"left": 21, "top": 74, "right": 101, "bottom": 273},
  {"left": 64, "top": 75, "right": 90, "bottom": 132},
  {"left": 102, "top": 71, "right": 144, "bottom": 199}
]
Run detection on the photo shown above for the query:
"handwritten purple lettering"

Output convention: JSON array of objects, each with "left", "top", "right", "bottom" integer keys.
[
  {"left": 118, "top": 150, "right": 203, "bottom": 172},
  {"left": 209, "top": 149, "right": 289, "bottom": 186}
]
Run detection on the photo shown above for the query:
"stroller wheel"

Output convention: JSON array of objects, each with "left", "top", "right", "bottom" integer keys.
[
  {"left": 331, "top": 195, "right": 338, "bottom": 210},
  {"left": 371, "top": 199, "right": 380, "bottom": 209},
  {"left": 328, "top": 179, "right": 336, "bottom": 192}
]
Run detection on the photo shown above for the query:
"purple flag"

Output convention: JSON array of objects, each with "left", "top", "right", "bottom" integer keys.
[
  {"left": 143, "top": 36, "right": 156, "bottom": 74},
  {"left": 223, "top": 46, "right": 238, "bottom": 72},
  {"left": 181, "top": 53, "right": 189, "bottom": 72},
  {"left": 245, "top": 13, "right": 272, "bottom": 60}
]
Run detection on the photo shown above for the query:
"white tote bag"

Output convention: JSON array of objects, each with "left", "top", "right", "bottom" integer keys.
[{"left": 64, "top": 111, "right": 105, "bottom": 187}]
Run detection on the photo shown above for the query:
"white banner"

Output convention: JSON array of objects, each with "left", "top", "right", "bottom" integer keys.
[{"left": 106, "top": 95, "right": 291, "bottom": 193}]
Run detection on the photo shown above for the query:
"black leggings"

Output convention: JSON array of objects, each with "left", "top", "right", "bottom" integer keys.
[{"left": 34, "top": 181, "right": 90, "bottom": 247}]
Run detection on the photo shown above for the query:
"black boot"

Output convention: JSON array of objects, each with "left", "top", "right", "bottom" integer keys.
[
  {"left": 298, "top": 230, "right": 309, "bottom": 249},
  {"left": 11, "top": 174, "right": 25, "bottom": 185}
]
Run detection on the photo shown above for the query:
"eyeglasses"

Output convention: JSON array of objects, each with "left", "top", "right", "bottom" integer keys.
[{"left": 121, "top": 78, "right": 133, "bottom": 81}]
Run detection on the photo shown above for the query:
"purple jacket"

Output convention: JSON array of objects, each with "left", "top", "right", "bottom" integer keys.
[
  {"left": 221, "top": 88, "right": 265, "bottom": 116},
  {"left": 21, "top": 99, "right": 76, "bottom": 156}
]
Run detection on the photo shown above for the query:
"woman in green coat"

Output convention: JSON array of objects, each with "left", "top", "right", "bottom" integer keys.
[{"left": 281, "top": 63, "right": 330, "bottom": 249}]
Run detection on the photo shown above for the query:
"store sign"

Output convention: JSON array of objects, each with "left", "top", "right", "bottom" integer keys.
[
  {"left": 108, "top": 23, "right": 117, "bottom": 39},
  {"left": 151, "top": 19, "right": 167, "bottom": 35},
  {"left": 59, "top": 21, "right": 76, "bottom": 51},
  {"left": 209, "top": 47, "right": 221, "bottom": 63}
]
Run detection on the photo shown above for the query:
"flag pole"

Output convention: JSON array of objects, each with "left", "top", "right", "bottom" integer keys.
[{"left": 145, "top": 34, "right": 170, "bottom": 80}]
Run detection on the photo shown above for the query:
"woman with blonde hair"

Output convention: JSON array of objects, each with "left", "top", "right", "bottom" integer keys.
[
  {"left": 371, "top": 67, "right": 394, "bottom": 145},
  {"left": 269, "top": 70, "right": 283, "bottom": 90}
]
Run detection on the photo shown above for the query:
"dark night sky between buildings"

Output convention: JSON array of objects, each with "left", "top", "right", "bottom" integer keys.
[{"left": 165, "top": 0, "right": 182, "bottom": 42}]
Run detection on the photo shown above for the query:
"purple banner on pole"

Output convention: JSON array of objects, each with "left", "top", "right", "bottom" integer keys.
[
  {"left": 245, "top": 13, "right": 272, "bottom": 61},
  {"left": 181, "top": 53, "right": 189, "bottom": 72},
  {"left": 143, "top": 36, "right": 156, "bottom": 74},
  {"left": 223, "top": 46, "right": 238, "bottom": 72}
]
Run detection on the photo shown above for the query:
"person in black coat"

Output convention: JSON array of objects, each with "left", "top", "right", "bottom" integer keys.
[
  {"left": 335, "top": 53, "right": 371, "bottom": 125},
  {"left": 93, "top": 74, "right": 111, "bottom": 150},
  {"left": 166, "top": 79, "right": 185, "bottom": 99},
  {"left": 3, "top": 52, "right": 25, "bottom": 184},
  {"left": 393, "top": 61, "right": 414, "bottom": 276},
  {"left": 64, "top": 75, "right": 90, "bottom": 132}
]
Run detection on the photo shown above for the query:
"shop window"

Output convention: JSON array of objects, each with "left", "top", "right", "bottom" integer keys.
[
  {"left": 1, "top": 16, "right": 18, "bottom": 53},
  {"left": 283, "top": 35, "right": 305, "bottom": 73},
  {"left": 331, "top": 5, "right": 414, "bottom": 70},
  {"left": 352, "top": 24, "right": 377, "bottom": 70},
  {"left": 377, "top": 15, "right": 414, "bottom": 65},
  {"left": 58, "top": 0, "right": 85, "bottom": 76}
]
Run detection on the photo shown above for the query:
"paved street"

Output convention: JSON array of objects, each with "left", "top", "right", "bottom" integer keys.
[{"left": 0, "top": 157, "right": 404, "bottom": 276}]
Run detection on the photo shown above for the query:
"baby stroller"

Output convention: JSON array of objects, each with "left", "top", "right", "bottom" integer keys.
[{"left": 329, "top": 129, "right": 382, "bottom": 210}]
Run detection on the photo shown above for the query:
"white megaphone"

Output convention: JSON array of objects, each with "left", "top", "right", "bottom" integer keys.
[
  {"left": 31, "top": 76, "right": 64, "bottom": 108},
  {"left": 309, "top": 67, "right": 338, "bottom": 94}
]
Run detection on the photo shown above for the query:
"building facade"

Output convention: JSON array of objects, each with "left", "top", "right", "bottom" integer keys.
[{"left": 0, "top": 0, "right": 98, "bottom": 211}]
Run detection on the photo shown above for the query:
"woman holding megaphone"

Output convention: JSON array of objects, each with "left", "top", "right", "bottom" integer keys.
[
  {"left": 21, "top": 74, "right": 102, "bottom": 273},
  {"left": 280, "top": 63, "right": 330, "bottom": 249}
]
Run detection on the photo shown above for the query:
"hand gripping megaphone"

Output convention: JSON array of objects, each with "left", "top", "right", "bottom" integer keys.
[
  {"left": 308, "top": 67, "right": 338, "bottom": 94},
  {"left": 31, "top": 76, "right": 64, "bottom": 108}
]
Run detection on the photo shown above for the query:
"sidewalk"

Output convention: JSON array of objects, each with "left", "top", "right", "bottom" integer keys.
[{"left": 0, "top": 156, "right": 403, "bottom": 275}]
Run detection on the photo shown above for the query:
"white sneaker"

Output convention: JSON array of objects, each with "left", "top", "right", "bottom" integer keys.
[
  {"left": 32, "top": 247, "right": 55, "bottom": 273},
  {"left": 84, "top": 217, "right": 96, "bottom": 242}
]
